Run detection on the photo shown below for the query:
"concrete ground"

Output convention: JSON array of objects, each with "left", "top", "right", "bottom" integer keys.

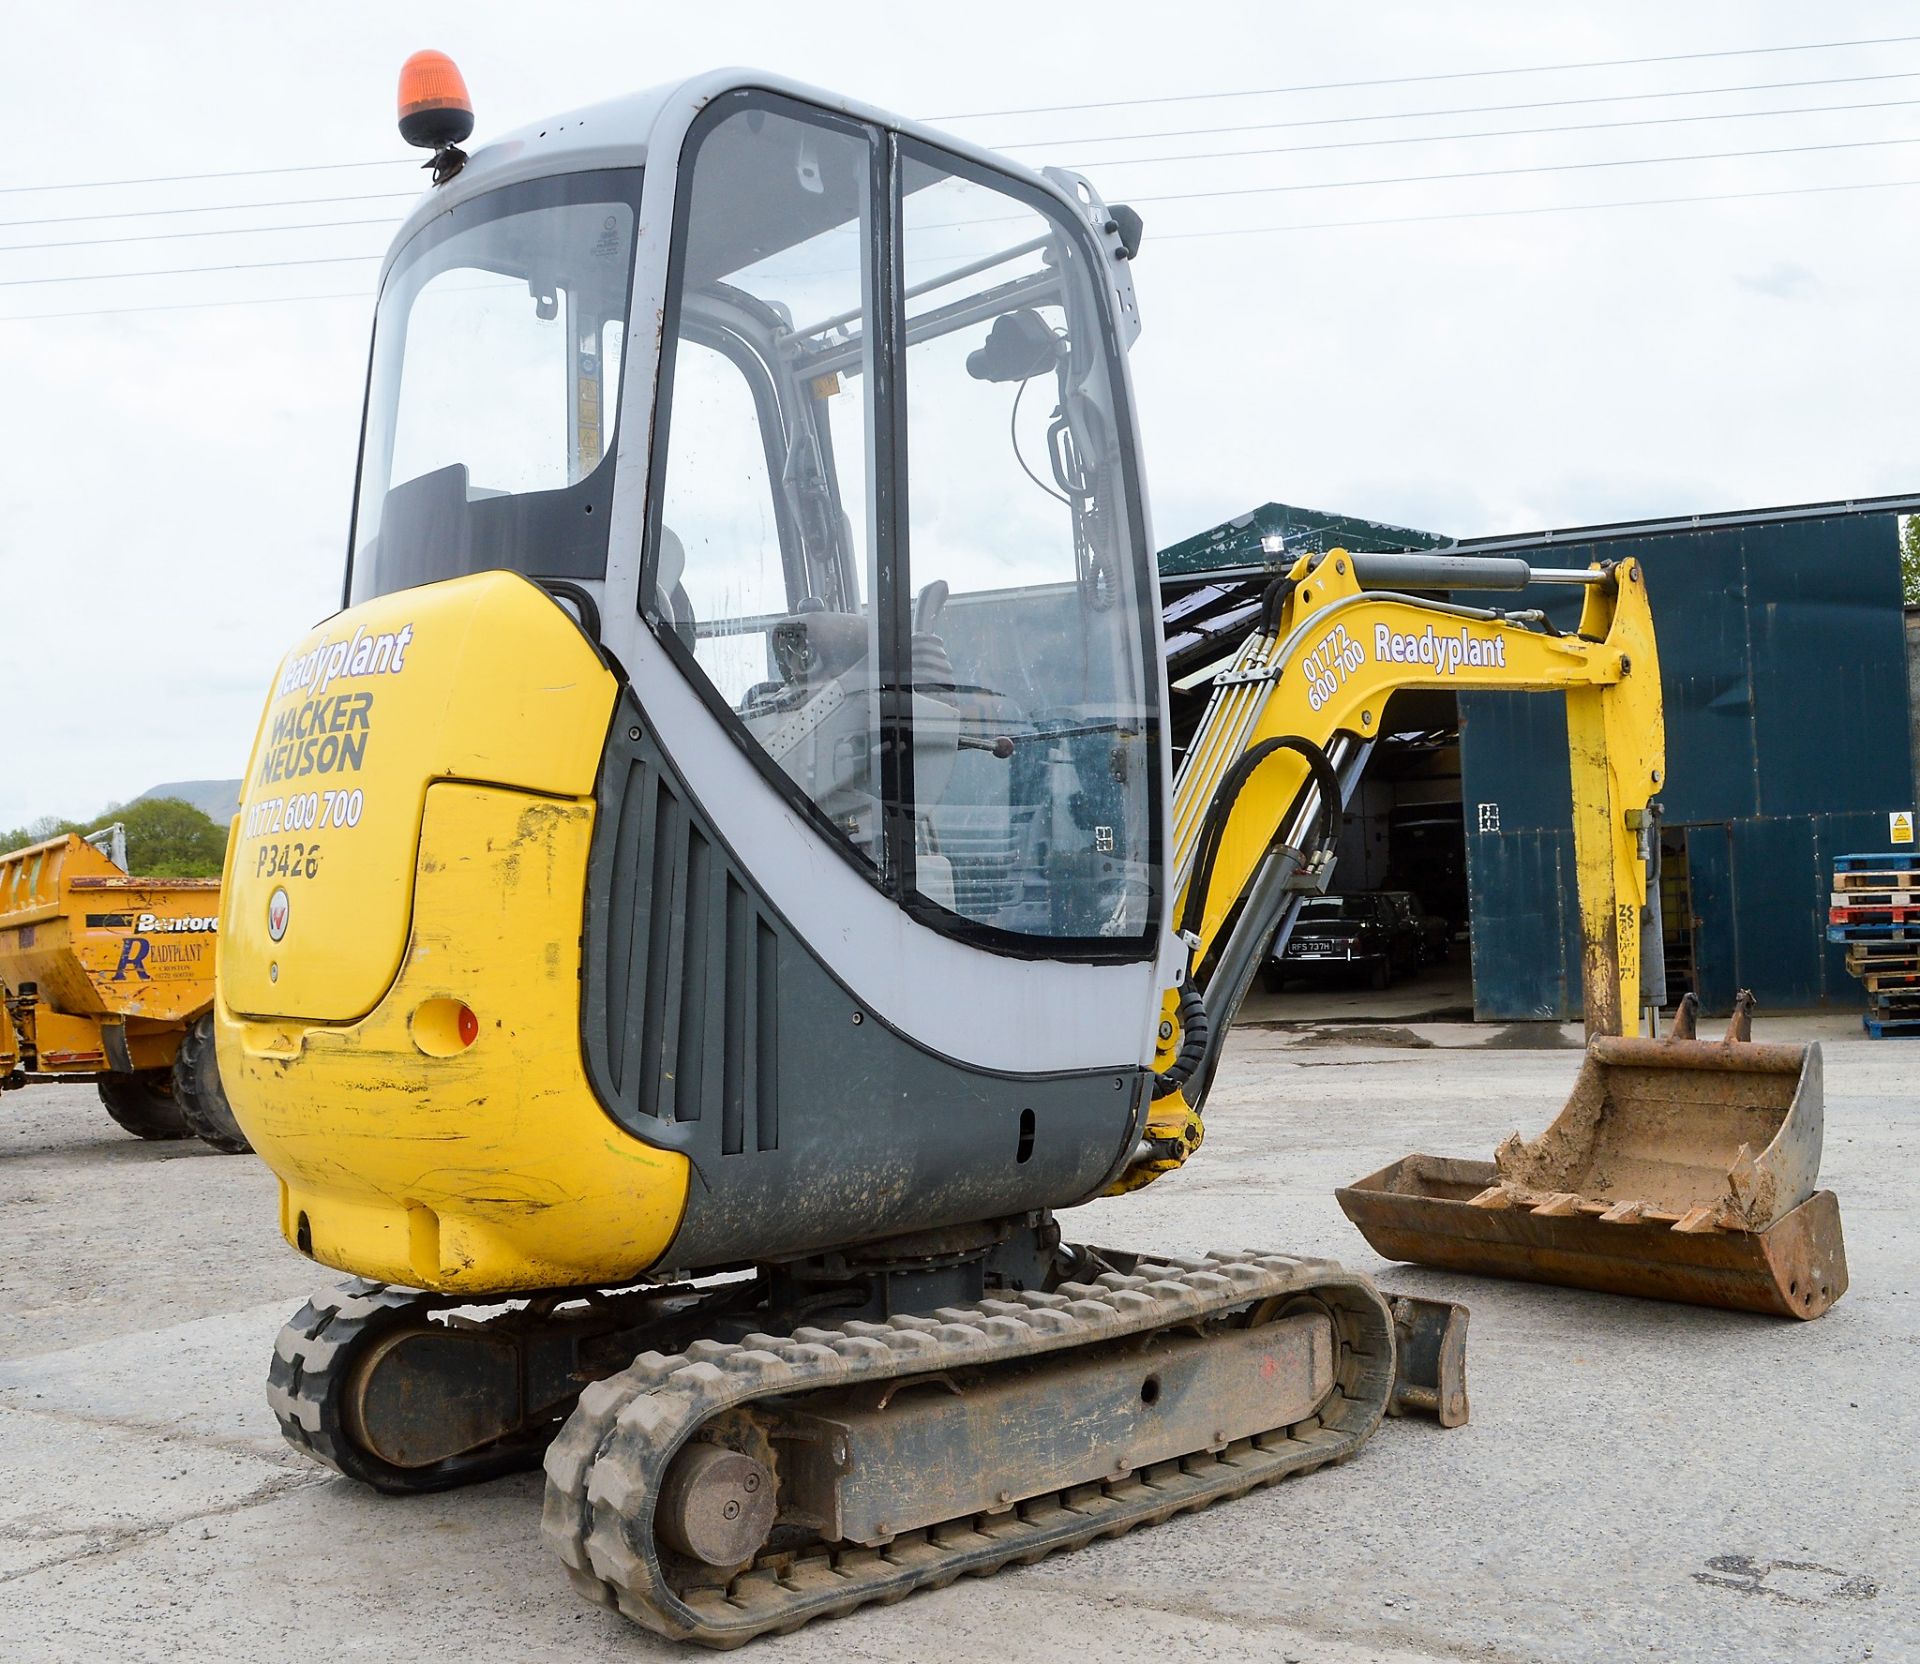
[{"left": 1, "top": 1019, "right": 1912, "bottom": 1663}]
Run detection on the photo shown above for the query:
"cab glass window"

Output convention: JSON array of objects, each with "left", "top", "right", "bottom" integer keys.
[
  {"left": 648, "top": 99, "right": 1160, "bottom": 954},
  {"left": 350, "top": 171, "right": 639, "bottom": 604},
  {"left": 649, "top": 100, "right": 884, "bottom": 873},
  {"left": 897, "top": 150, "right": 1154, "bottom": 944}
]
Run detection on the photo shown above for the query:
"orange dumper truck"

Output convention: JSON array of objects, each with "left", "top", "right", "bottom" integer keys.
[{"left": 0, "top": 829, "right": 248, "bottom": 1151}]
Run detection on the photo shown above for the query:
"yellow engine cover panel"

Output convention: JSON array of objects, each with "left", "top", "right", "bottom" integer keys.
[
  {"left": 222, "top": 572, "right": 615, "bottom": 1023},
  {"left": 217, "top": 782, "right": 691, "bottom": 1293}
]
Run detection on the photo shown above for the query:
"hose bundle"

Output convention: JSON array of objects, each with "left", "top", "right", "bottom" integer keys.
[
  {"left": 1151, "top": 732, "right": 1343, "bottom": 1105},
  {"left": 1151, "top": 979, "right": 1210, "bottom": 1100}
]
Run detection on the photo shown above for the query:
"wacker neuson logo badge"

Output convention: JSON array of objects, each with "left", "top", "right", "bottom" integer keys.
[{"left": 267, "top": 887, "right": 290, "bottom": 942}]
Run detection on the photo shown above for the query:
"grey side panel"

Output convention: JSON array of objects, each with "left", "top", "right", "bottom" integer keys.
[{"left": 583, "top": 693, "right": 1147, "bottom": 1270}]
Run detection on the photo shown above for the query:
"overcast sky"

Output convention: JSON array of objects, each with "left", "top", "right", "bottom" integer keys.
[{"left": 2, "top": 2, "right": 1915, "bottom": 827}]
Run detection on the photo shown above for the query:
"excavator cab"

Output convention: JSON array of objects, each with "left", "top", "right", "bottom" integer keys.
[
  {"left": 347, "top": 88, "right": 1159, "bottom": 948},
  {"left": 222, "top": 77, "right": 1181, "bottom": 1299}
]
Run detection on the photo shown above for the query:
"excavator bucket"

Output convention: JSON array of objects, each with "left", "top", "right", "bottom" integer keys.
[{"left": 1336, "top": 996, "right": 1848, "bottom": 1320}]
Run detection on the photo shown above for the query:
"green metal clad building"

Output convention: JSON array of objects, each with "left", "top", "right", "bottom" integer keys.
[{"left": 1160, "top": 495, "right": 1920, "bottom": 1019}]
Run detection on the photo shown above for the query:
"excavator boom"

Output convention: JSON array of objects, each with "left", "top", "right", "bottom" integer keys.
[
  {"left": 1148, "top": 552, "right": 1844, "bottom": 1320},
  {"left": 1122, "top": 550, "right": 1662, "bottom": 1189}
]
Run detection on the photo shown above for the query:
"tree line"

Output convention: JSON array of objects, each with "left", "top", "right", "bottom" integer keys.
[{"left": 0, "top": 797, "right": 227, "bottom": 877}]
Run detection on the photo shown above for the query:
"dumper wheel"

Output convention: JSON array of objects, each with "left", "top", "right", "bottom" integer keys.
[
  {"left": 173, "top": 1013, "right": 251, "bottom": 1154},
  {"left": 97, "top": 1070, "right": 193, "bottom": 1141}
]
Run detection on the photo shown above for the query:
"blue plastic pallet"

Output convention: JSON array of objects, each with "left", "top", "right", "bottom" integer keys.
[
  {"left": 1828, "top": 923, "right": 1920, "bottom": 941},
  {"left": 1863, "top": 1014, "right": 1920, "bottom": 1038},
  {"left": 1835, "top": 851, "right": 1920, "bottom": 873}
]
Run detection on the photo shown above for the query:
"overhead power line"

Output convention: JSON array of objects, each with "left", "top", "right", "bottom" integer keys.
[
  {"left": 0, "top": 191, "right": 419, "bottom": 233},
  {"left": 2, "top": 216, "right": 407, "bottom": 255},
  {"left": 1068, "top": 94, "right": 1920, "bottom": 171},
  {"left": 0, "top": 158, "right": 411, "bottom": 196},
  {"left": 0, "top": 252, "right": 383, "bottom": 290},
  {"left": 992, "top": 69, "right": 1920, "bottom": 149},
  {"left": 3, "top": 39, "right": 1915, "bottom": 214},
  {"left": 10, "top": 130, "right": 1920, "bottom": 286},
  {"left": 5, "top": 170, "right": 1913, "bottom": 326},
  {"left": 1151, "top": 173, "right": 1920, "bottom": 242},
  {"left": 929, "top": 33, "right": 1920, "bottom": 120},
  {"left": 0, "top": 288, "right": 372, "bottom": 324},
  {"left": 1128, "top": 132, "right": 1920, "bottom": 205},
  {"left": 8, "top": 97, "right": 1911, "bottom": 261},
  {"left": 0, "top": 70, "right": 1913, "bottom": 202},
  {"left": 4, "top": 41, "right": 1919, "bottom": 198}
]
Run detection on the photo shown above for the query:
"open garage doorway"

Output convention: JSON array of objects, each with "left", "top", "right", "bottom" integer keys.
[{"left": 1251, "top": 687, "right": 1474, "bottom": 1023}]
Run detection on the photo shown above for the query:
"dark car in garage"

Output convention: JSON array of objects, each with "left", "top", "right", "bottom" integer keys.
[{"left": 1263, "top": 892, "right": 1424, "bottom": 992}]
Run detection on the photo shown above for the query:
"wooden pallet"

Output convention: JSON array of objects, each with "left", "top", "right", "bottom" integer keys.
[
  {"left": 1844, "top": 937, "right": 1920, "bottom": 960},
  {"left": 1833, "top": 858, "right": 1920, "bottom": 1026},
  {"left": 1863, "top": 1013, "right": 1920, "bottom": 1039},
  {"left": 1830, "top": 888, "right": 1920, "bottom": 909},
  {"left": 1828, "top": 922, "right": 1920, "bottom": 942},
  {"left": 1861, "top": 969, "right": 1920, "bottom": 993},
  {"left": 1835, "top": 852, "right": 1920, "bottom": 876},
  {"left": 1830, "top": 905, "right": 1920, "bottom": 926},
  {"left": 1834, "top": 870, "right": 1920, "bottom": 892}
]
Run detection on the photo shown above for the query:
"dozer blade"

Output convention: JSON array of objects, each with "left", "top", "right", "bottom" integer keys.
[{"left": 1336, "top": 997, "right": 1848, "bottom": 1319}]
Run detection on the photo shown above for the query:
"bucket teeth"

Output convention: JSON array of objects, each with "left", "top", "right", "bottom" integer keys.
[{"left": 1724, "top": 989, "right": 1756, "bottom": 1043}]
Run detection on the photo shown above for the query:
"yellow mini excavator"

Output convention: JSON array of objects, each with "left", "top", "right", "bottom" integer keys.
[{"left": 214, "top": 58, "right": 1835, "bottom": 1646}]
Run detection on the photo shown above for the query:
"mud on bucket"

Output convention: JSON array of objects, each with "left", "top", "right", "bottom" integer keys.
[{"left": 1336, "top": 1001, "right": 1847, "bottom": 1320}]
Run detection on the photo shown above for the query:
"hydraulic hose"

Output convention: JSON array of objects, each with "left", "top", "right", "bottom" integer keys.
[
  {"left": 1180, "top": 734, "right": 1343, "bottom": 943},
  {"left": 1151, "top": 978, "right": 1210, "bottom": 1100},
  {"left": 1256, "top": 574, "right": 1295, "bottom": 636},
  {"left": 1150, "top": 732, "right": 1342, "bottom": 1105}
]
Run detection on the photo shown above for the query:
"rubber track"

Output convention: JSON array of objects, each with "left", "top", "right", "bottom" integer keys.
[
  {"left": 268, "top": 1278, "right": 546, "bottom": 1491},
  {"left": 268, "top": 1279, "right": 426, "bottom": 1476},
  {"left": 541, "top": 1251, "right": 1394, "bottom": 1647}
]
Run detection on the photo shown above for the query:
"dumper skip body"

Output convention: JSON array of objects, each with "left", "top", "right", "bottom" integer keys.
[{"left": 0, "top": 832, "right": 244, "bottom": 1150}]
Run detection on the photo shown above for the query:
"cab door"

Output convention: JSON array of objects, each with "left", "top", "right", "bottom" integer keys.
[{"left": 577, "top": 87, "right": 1174, "bottom": 1266}]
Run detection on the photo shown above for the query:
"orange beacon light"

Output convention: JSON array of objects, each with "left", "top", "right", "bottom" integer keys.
[{"left": 398, "top": 50, "right": 474, "bottom": 178}]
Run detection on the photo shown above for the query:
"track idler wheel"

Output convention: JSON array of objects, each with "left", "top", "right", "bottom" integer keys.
[
  {"left": 172, "top": 1012, "right": 252, "bottom": 1154},
  {"left": 656, "top": 1443, "right": 778, "bottom": 1568},
  {"left": 97, "top": 1069, "right": 192, "bottom": 1141}
]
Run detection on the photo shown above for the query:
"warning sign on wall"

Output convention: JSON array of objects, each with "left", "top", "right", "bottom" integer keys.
[{"left": 1893, "top": 810, "right": 1916, "bottom": 846}]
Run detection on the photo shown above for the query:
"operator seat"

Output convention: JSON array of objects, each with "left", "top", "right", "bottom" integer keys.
[{"left": 654, "top": 526, "right": 696, "bottom": 649}]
